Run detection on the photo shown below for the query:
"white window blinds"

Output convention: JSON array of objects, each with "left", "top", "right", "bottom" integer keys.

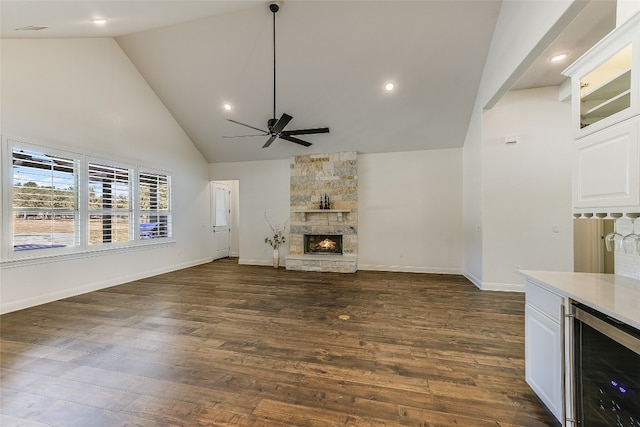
[
  {"left": 88, "top": 162, "right": 133, "bottom": 245},
  {"left": 139, "top": 171, "right": 171, "bottom": 239},
  {"left": 11, "top": 147, "right": 78, "bottom": 251}
]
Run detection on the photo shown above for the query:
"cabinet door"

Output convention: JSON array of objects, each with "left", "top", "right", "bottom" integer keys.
[
  {"left": 573, "top": 117, "right": 639, "bottom": 209},
  {"left": 525, "top": 304, "right": 563, "bottom": 422},
  {"left": 575, "top": 44, "right": 635, "bottom": 136},
  {"left": 564, "top": 13, "right": 640, "bottom": 138}
]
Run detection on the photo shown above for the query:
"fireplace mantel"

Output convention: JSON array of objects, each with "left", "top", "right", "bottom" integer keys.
[{"left": 291, "top": 209, "right": 351, "bottom": 222}]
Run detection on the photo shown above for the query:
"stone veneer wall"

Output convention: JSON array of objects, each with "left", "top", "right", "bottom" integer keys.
[{"left": 286, "top": 152, "right": 358, "bottom": 272}]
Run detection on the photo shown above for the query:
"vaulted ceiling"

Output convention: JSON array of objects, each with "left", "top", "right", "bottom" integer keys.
[{"left": 1, "top": 1, "right": 616, "bottom": 163}]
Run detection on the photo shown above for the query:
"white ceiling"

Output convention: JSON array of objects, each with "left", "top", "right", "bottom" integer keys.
[
  {"left": 511, "top": 0, "right": 615, "bottom": 90},
  {"left": 1, "top": 0, "right": 617, "bottom": 163},
  {"left": 0, "top": 1, "right": 262, "bottom": 38}
]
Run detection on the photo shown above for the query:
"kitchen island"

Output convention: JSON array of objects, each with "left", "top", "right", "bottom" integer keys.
[
  {"left": 519, "top": 270, "right": 640, "bottom": 329},
  {"left": 519, "top": 270, "right": 640, "bottom": 426}
]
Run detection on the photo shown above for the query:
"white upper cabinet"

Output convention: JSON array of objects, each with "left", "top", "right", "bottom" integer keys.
[
  {"left": 564, "top": 13, "right": 640, "bottom": 138},
  {"left": 573, "top": 118, "right": 639, "bottom": 209},
  {"left": 563, "top": 13, "right": 640, "bottom": 213},
  {"left": 579, "top": 45, "right": 631, "bottom": 130}
]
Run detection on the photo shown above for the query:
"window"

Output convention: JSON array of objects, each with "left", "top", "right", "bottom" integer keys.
[
  {"left": 4, "top": 138, "right": 173, "bottom": 260},
  {"left": 88, "top": 161, "right": 133, "bottom": 245},
  {"left": 214, "top": 186, "right": 228, "bottom": 227},
  {"left": 139, "top": 171, "right": 171, "bottom": 239},
  {"left": 11, "top": 146, "right": 79, "bottom": 251}
]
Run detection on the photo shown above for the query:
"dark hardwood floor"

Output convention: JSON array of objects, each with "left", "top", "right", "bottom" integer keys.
[{"left": 1, "top": 259, "right": 559, "bottom": 426}]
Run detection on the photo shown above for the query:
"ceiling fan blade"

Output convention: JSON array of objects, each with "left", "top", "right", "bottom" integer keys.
[
  {"left": 280, "top": 134, "right": 312, "bottom": 147},
  {"left": 222, "top": 134, "right": 268, "bottom": 138},
  {"left": 226, "top": 119, "right": 269, "bottom": 134},
  {"left": 282, "top": 127, "right": 330, "bottom": 136},
  {"left": 270, "top": 113, "right": 293, "bottom": 133},
  {"left": 262, "top": 135, "right": 278, "bottom": 148}
]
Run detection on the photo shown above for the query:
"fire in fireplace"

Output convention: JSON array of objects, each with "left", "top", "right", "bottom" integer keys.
[{"left": 304, "top": 234, "right": 343, "bottom": 254}]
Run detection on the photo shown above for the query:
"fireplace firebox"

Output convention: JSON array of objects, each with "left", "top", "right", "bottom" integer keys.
[{"left": 304, "top": 234, "right": 343, "bottom": 254}]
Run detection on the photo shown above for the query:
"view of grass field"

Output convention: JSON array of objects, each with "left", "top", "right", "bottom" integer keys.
[{"left": 13, "top": 216, "right": 132, "bottom": 246}]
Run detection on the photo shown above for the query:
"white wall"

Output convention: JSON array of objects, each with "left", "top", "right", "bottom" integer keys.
[
  {"left": 210, "top": 150, "right": 464, "bottom": 274},
  {"left": 481, "top": 87, "right": 573, "bottom": 290},
  {"left": 210, "top": 159, "right": 290, "bottom": 265},
  {"left": 463, "top": 0, "right": 584, "bottom": 290},
  {"left": 462, "top": 109, "right": 484, "bottom": 287},
  {"left": 358, "top": 149, "right": 463, "bottom": 273},
  {"left": 0, "top": 38, "right": 212, "bottom": 314},
  {"left": 230, "top": 180, "right": 240, "bottom": 257}
]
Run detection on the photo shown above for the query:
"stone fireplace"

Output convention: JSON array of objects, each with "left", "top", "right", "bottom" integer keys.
[{"left": 285, "top": 152, "right": 357, "bottom": 273}]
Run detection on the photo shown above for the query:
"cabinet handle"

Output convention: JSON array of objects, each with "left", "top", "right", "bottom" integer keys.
[{"left": 564, "top": 307, "right": 576, "bottom": 427}]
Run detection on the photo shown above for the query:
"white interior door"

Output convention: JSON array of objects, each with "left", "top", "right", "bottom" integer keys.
[{"left": 211, "top": 181, "right": 231, "bottom": 260}]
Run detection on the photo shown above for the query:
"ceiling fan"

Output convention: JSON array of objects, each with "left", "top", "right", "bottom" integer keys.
[{"left": 224, "top": 2, "right": 330, "bottom": 148}]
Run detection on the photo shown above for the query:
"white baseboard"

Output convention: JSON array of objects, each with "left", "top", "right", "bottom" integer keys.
[
  {"left": 463, "top": 271, "right": 482, "bottom": 289},
  {"left": 0, "top": 257, "right": 213, "bottom": 315},
  {"left": 238, "top": 258, "right": 272, "bottom": 266},
  {"left": 479, "top": 282, "right": 525, "bottom": 292},
  {"left": 359, "top": 264, "right": 462, "bottom": 275},
  {"left": 462, "top": 271, "right": 522, "bottom": 292},
  {"left": 238, "top": 259, "right": 465, "bottom": 276}
]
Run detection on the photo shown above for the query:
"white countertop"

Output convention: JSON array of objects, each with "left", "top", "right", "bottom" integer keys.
[{"left": 518, "top": 270, "right": 640, "bottom": 330}]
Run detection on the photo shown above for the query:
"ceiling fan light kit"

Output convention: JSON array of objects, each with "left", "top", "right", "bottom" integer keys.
[{"left": 224, "top": 1, "right": 330, "bottom": 148}]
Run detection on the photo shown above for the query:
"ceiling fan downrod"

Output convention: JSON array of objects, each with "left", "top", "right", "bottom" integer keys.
[
  {"left": 223, "top": 1, "right": 330, "bottom": 148},
  {"left": 270, "top": 2, "right": 279, "bottom": 125}
]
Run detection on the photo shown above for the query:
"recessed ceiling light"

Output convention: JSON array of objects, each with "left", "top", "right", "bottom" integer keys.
[
  {"left": 223, "top": 103, "right": 232, "bottom": 111},
  {"left": 91, "top": 18, "right": 107, "bottom": 25},
  {"left": 550, "top": 52, "right": 569, "bottom": 63},
  {"left": 384, "top": 82, "right": 395, "bottom": 92}
]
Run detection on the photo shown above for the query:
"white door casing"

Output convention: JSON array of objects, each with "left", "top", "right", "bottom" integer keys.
[{"left": 211, "top": 181, "right": 231, "bottom": 260}]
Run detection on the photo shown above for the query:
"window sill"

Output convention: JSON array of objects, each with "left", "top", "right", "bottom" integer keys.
[{"left": 1, "top": 239, "right": 177, "bottom": 269}]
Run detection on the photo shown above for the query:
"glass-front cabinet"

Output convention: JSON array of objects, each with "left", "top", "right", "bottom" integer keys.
[
  {"left": 563, "top": 13, "right": 640, "bottom": 214},
  {"left": 579, "top": 44, "right": 632, "bottom": 130},
  {"left": 565, "top": 14, "right": 639, "bottom": 137}
]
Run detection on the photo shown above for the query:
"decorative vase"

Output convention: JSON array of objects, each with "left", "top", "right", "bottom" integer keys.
[{"left": 273, "top": 248, "right": 280, "bottom": 269}]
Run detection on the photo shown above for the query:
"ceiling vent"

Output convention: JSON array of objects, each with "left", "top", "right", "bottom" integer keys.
[{"left": 15, "top": 25, "right": 50, "bottom": 31}]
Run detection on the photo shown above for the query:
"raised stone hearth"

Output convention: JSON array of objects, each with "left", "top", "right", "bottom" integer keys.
[
  {"left": 286, "top": 254, "right": 358, "bottom": 273},
  {"left": 285, "top": 152, "right": 357, "bottom": 273}
]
